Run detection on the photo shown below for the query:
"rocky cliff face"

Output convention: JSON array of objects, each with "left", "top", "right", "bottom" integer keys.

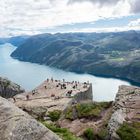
[
  {"left": 0, "top": 77, "right": 25, "bottom": 98},
  {"left": 108, "top": 85, "right": 140, "bottom": 140},
  {"left": 0, "top": 96, "right": 61, "bottom": 140}
]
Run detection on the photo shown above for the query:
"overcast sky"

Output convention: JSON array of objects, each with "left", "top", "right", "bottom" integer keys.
[{"left": 1, "top": 0, "right": 140, "bottom": 36}]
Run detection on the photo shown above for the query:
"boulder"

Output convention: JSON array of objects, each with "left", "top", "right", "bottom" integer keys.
[
  {"left": 0, "top": 77, "right": 25, "bottom": 98},
  {"left": 0, "top": 96, "right": 61, "bottom": 140}
]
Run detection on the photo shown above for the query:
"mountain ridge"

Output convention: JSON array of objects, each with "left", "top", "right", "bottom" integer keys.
[
  {"left": 0, "top": 35, "right": 29, "bottom": 46},
  {"left": 11, "top": 31, "right": 140, "bottom": 84}
]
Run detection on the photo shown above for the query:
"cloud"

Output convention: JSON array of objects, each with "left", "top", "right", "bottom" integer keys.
[
  {"left": 67, "top": 0, "right": 121, "bottom": 6},
  {"left": 65, "top": 25, "right": 140, "bottom": 33},
  {"left": 129, "top": 0, "right": 140, "bottom": 13},
  {"left": 0, "top": 0, "right": 139, "bottom": 37},
  {"left": 128, "top": 18, "right": 140, "bottom": 26}
]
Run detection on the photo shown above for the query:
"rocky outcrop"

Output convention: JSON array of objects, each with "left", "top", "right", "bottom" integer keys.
[
  {"left": 0, "top": 96, "right": 61, "bottom": 140},
  {"left": 13, "top": 79, "right": 92, "bottom": 119},
  {"left": 73, "top": 83, "right": 93, "bottom": 102},
  {"left": 0, "top": 77, "right": 24, "bottom": 98},
  {"left": 108, "top": 85, "right": 140, "bottom": 140},
  {"left": 21, "top": 106, "right": 48, "bottom": 119}
]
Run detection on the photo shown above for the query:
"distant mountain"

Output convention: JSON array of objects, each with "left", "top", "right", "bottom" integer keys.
[
  {"left": 11, "top": 31, "right": 140, "bottom": 84},
  {"left": 0, "top": 35, "right": 29, "bottom": 46}
]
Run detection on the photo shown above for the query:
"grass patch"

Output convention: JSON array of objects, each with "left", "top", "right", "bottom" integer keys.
[
  {"left": 76, "top": 103, "right": 101, "bottom": 118},
  {"left": 84, "top": 128, "right": 95, "bottom": 140},
  {"left": 41, "top": 121, "right": 81, "bottom": 140},
  {"left": 97, "top": 128, "right": 108, "bottom": 140},
  {"left": 117, "top": 122, "right": 140, "bottom": 140},
  {"left": 65, "top": 102, "right": 112, "bottom": 120},
  {"left": 48, "top": 110, "right": 62, "bottom": 122},
  {"left": 65, "top": 107, "right": 73, "bottom": 120}
]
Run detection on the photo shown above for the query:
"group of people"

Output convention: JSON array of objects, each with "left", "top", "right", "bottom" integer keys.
[
  {"left": 45, "top": 78, "right": 90, "bottom": 99},
  {"left": 12, "top": 78, "right": 90, "bottom": 102}
]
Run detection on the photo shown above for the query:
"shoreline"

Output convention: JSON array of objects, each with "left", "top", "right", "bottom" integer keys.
[{"left": 11, "top": 56, "right": 140, "bottom": 88}]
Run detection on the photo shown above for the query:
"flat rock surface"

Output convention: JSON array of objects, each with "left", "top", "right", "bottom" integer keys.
[
  {"left": 0, "top": 96, "right": 61, "bottom": 140},
  {"left": 12, "top": 79, "right": 91, "bottom": 113}
]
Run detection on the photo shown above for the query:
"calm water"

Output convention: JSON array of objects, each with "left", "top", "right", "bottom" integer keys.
[{"left": 0, "top": 43, "right": 131, "bottom": 101}]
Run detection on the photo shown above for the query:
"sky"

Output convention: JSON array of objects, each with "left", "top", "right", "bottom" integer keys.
[{"left": 0, "top": 0, "right": 140, "bottom": 37}]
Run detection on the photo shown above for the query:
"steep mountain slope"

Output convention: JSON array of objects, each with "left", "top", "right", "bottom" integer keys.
[{"left": 11, "top": 31, "right": 140, "bottom": 84}]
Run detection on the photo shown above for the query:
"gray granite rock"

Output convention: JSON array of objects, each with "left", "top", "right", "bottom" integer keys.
[
  {"left": 108, "top": 85, "right": 140, "bottom": 140},
  {"left": 0, "top": 77, "right": 25, "bottom": 98},
  {"left": 0, "top": 96, "right": 62, "bottom": 140}
]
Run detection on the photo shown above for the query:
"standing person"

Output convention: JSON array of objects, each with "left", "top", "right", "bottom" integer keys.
[
  {"left": 47, "top": 78, "right": 49, "bottom": 82},
  {"left": 63, "top": 79, "right": 65, "bottom": 83},
  {"left": 26, "top": 95, "right": 29, "bottom": 100},
  {"left": 51, "top": 77, "right": 53, "bottom": 82},
  {"left": 13, "top": 97, "right": 16, "bottom": 102}
]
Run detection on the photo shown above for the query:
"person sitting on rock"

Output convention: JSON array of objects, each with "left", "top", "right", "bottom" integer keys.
[
  {"left": 60, "top": 84, "right": 63, "bottom": 89},
  {"left": 44, "top": 85, "right": 47, "bottom": 89},
  {"left": 73, "top": 85, "right": 76, "bottom": 89},
  {"left": 63, "top": 83, "right": 66, "bottom": 88},
  {"left": 51, "top": 94, "right": 55, "bottom": 97},
  {"left": 66, "top": 90, "right": 72, "bottom": 97},
  {"left": 60, "top": 83, "right": 66, "bottom": 89},
  {"left": 83, "top": 82, "right": 88, "bottom": 88},
  {"left": 32, "top": 90, "right": 36, "bottom": 95}
]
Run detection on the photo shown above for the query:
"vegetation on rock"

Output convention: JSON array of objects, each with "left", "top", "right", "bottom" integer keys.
[
  {"left": 83, "top": 128, "right": 95, "bottom": 140},
  {"left": 65, "top": 102, "right": 112, "bottom": 120},
  {"left": 41, "top": 121, "right": 81, "bottom": 140},
  {"left": 48, "top": 110, "right": 62, "bottom": 122},
  {"left": 117, "top": 122, "right": 140, "bottom": 140},
  {"left": 97, "top": 128, "right": 108, "bottom": 140}
]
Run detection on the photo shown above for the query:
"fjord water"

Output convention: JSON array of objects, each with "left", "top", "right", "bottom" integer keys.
[{"left": 0, "top": 43, "right": 131, "bottom": 101}]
